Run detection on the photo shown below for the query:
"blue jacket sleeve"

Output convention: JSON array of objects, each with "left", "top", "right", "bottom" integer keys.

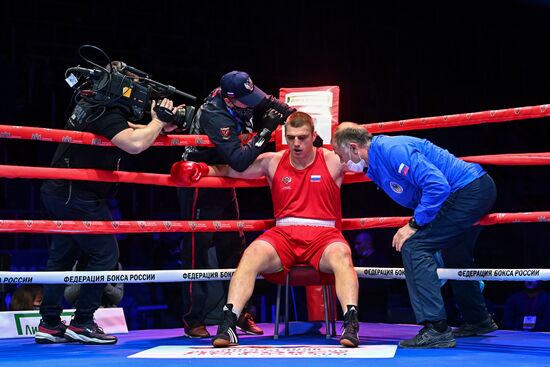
[
  {"left": 202, "top": 114, "right": 265, "bottom": 172},
  {"left": 395, "top": 150, "right": 451, "bottom": 226}
]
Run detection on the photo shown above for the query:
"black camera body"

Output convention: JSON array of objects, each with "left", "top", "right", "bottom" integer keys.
[
  {"left": 173, "top": 105, "right": 196, "bottom": 129},
  {"left": 68, "top": 66, "right": 196, "bottom": 131},
  {"left": 88, "top": 68, "right": 151, "bottom": 120},
  {"left": 65, "top": 45, "right": 197, "bottom": 130},
  {"left": 153, "top": 99, "right": 196, "bottom": 130}
]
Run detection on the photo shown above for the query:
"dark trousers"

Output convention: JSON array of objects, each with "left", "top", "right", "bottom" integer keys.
[
  {"left": 40, "top": 192, "right": 119, "bottom": 325},
  {"left": 401, "top": 174, "right": 497, "bottom": 324},
  {"left": 178, "top": 187, "right": 245, "bottom": 326}
]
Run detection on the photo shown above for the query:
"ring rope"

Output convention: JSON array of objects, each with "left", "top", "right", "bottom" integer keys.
[
  {"left": 1, "top": 267, "right": 548, "bottom": 284},
  {"left": 0, "top": 124, "right": 216, "bottom": 147},
  {"left": 364, "top": 103, "right": 550, "bottom": 133},
  {"left": 461, "top": 153, "right": 550, "bottom": 165},
  {"left": 0, "top": 212, "right": 547, "bottom": 234},
  {"left": 1, "top": 103, "right": 548, "bottom": 146},
  {"left": 0, "top": 164, "right": 264, "bottom": 188},
  {"left": 1, "top": 153, "right": 548, "bottom": 188}
]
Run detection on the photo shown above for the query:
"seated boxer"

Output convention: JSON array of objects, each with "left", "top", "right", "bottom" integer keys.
[{"left": 171, "top": 111, "right": 360, "bottom": 348}]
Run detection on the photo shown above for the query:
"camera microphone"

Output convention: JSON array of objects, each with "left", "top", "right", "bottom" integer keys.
[
  {"left": 143, "top": 78, "right": 197, "bottom": 101},
  {"left": 120, "top": 63, "right": 151, "bottom": 78}
]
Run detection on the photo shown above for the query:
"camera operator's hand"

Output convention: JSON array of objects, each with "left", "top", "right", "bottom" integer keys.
[
  {"left": 162, "top": 123, "right": 178, "bottom": 133},
  {"left": 151, "top": 99, "right": 177, "bottom": 132},
  {"left": 170, "top": 161, "right": 210, "bottom": 186},
  {"left": 255, "top": 109, "right": 285, "bottom": 148},
  {"left": 113, "top": 98, "right": 177, "bottom": 155}
]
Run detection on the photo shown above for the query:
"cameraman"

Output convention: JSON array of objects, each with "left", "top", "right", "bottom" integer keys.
[
  {"left": 176, "top": 71, "right": 293, "bottom": 338},
  {"left": 36, "top": 62, "right": 177, "bottom": 345}
]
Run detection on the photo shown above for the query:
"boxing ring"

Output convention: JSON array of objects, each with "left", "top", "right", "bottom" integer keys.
[{"left": 1, "top": 103, "right": 549, "bottom": 366}]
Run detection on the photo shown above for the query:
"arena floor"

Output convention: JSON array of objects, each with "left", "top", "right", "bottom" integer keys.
[{"left": 2, "top": 322, "right": 549, "bottom": 367}]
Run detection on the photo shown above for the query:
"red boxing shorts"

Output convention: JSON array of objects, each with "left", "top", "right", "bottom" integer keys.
[{"left": 257, "top": 225, "right": 349, "bottom": 284}]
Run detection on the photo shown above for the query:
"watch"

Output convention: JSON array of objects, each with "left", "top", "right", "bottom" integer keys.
[{"left": 408, "top": 217, "right": 423, "bottom": 230}]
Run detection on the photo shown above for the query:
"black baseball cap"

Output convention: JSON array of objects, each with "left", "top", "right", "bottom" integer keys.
[{"left": 220, "top": 71, "right": 267, "bottom": 107}]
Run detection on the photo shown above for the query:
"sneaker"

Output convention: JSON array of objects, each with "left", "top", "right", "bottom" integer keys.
[
  {"left": 237, "top": 312, "right": 264, "bottom": 335},
  {"left": 211, "top": 304, "right": 239, "bottom": 348},
  {"left": 64, "top": 320, "right": 117, "bottom": 345},
  {"left": 184, "top": 324, "right": 211, "bottom": 338},
  {"left": 35, "top": 320, "right": 71, "bottom": 344},
  {"left": 453, "top": 316, "right": 498, "bottom": 337},
  {"left": 339, "top": 306, "right": 360, "bottom": 347},
  {"left": 399, "top": 324, "right": 456, "bottom": 348}
]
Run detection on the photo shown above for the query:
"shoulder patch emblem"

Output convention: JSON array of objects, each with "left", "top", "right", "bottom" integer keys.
[
  {"left": 220, "top": 127, "right": 230, "bottom": 140},
  {"left": 390, "top": 181, "right": 403, "bottom": 194}
]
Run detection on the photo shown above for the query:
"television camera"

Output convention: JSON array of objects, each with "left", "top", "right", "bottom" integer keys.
[{"left": 65, "top": 45, "right": 196, "bottom": 129}]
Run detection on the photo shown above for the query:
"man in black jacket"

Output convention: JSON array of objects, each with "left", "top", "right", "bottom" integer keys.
[
  {"left": 36, "top": 63, "right": 177, "bottom": 345},
  {"left": 177, "top": 71, "right": 292, "bottom": 337}
]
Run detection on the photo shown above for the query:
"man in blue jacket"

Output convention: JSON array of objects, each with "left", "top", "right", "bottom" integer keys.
[{"left": 332, "top": 122, "right": 498, "bottom": 348}]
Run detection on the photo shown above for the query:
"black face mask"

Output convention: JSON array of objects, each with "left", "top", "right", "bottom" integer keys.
[{"left": 232, "top": 106, "right": 254, "bottom": 122}]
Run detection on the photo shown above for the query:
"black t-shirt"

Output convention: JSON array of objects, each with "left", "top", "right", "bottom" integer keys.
[
  {"left": 184, "top": 92, "right": 266, "bottom": 172},
  {"left": 41, "top": 106, "right": 129, "bottom": 199}
]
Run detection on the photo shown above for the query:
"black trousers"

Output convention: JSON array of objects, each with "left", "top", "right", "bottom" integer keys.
[
  {"left": 178, "top": 187, "right": 245, "bottom": 326},
  {"left": 40, "top": 192, "right": 119, "bottom": 325},
  {"left": 401, "top": 174, "right": 497, "bottom": 324}
]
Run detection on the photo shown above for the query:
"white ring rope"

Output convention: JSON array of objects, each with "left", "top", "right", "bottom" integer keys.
[{"left": 1, "top": 267, "right": 548, "bottom": 284}]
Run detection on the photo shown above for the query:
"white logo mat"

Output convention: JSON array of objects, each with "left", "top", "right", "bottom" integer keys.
[{"left": 128, "top": 344, "right": 397, "bottom": 359}]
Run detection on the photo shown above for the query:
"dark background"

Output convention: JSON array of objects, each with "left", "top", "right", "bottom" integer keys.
[{"left": 1, "top": 1, "right": 549, "bottom": 328}]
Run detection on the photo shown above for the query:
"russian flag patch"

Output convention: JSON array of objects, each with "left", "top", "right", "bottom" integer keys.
[
  {"left": 398, "top": 163, "right": 409, "bottom": 176},
  {"left": 310, "top": 175, "right": 321, "bottom": 182}
]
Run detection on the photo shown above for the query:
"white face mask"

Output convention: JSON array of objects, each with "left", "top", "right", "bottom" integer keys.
[{"left": 346, "top": 149, "right": 367, "bottom": 173}]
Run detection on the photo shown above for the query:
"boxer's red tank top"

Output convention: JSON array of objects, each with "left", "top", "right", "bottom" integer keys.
[{"left": 271, "top": 148, "right": 341, "bottom": 221}]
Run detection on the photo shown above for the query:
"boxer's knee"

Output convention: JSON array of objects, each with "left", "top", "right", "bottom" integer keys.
[
  {"left": 322, "top": 242, "right": 353, "bottom": 270},
  {"left": 239, "top": 240, "right": 280, "bottom": 272}
]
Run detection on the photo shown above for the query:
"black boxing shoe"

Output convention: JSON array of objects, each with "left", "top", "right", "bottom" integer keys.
[
  {"left": 211, "top": 304, "right": 239, "bottom": 348},
  {"left": 339, "top": 305, "right": 360, "bottom": 347}
]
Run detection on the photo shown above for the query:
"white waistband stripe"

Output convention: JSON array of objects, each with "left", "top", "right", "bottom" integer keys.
[{"left": 276, "top": 217, "right": 336, "bottom": 227}]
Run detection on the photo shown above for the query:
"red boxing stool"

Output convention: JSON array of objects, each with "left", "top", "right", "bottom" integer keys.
[{"left": 272, "top": 265, "right": 337, "bottom": 339}]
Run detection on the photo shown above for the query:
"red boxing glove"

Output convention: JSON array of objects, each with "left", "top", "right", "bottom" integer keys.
[{"left": 170, "top": 161, "right": 210, "bottom": 186}]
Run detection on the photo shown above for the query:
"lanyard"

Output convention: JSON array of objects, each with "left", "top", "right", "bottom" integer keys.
[{"left": 225, "top": 106, "right": 242, "bottom": 134}]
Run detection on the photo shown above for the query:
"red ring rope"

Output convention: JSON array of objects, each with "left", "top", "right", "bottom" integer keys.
[
  {"left": 2, "top": 103, "right": 548, "bottom": 146},
  {"left": 0, "top": 152, "right": 547, "bottom": 188},
  {"left": 0, "top": 212, "right": 546, "bottom": 234}
]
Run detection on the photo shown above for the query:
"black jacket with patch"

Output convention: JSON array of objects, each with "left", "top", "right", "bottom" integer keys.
[{"left": 184, "top": 89, "right": 266, "bottom": 172}]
